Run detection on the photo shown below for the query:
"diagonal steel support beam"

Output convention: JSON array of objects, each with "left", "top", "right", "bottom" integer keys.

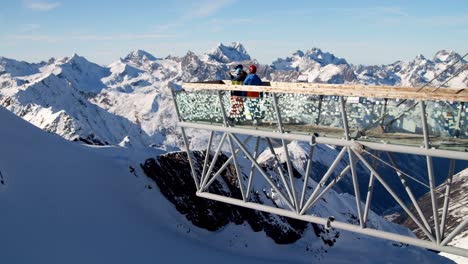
[
  {"left": 441, "top": 218, "right": 468, "bottom": 247},
  {"left": 226, "top": 133, "right": 247, "bottom": 201},
  {"left": 300, "top": 147, "right": 347, "bottom": 214},
  {"left": 299, "top": 144, "right": 316, "bottom": 209},
  {"left": 440, "top": 159, "right": 456, "bottom": 239},
  {"left": 202, "top": 136, "right": 253, "bottom": 191},
  {"left": 347, "top": 148, "right": 365, "bottom": 228},
  {"left": 229, "top": 133, "right": 296, "bottom": 211},
  {"left": 352, "top": 148, "right": 436, "bottom": 242},
  {"left": 282, "top": 139, "right": 299, "bottom": 212},
  {"left": 200, "top": 133, "right": 227, "bottom": 189},
  {"left": 272, "top": 93, "right": 300, "bottom": 212},
  {"left": 200, "top": 131, "right": 215, "bottom": 188},
  {"left": 246, "top": 136, "right": 261, "bottom": 201},
  {"left": 386, "top": 152, "right": 432, "bottom": 233},
  {"left": 303, "top": 165, "right": 351, "bottom": 213},
  {"left": 266, "top": 138, "right": 296, "bottom": 206}
]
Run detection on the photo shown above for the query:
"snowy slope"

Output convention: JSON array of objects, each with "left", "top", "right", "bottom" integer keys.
[
  {"left": 0, "top": 106, "right": 284, "bottom": 264},
  {"left": 0, "top": 105, "right": 453, "bottom": 263}
]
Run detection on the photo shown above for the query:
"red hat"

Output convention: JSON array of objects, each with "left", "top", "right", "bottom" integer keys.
[{"left": 248, "top": 65, "right": 257, "bottom": 74}]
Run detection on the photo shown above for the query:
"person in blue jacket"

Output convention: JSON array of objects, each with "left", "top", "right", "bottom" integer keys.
[
  {"left": 243, "top": 65, "right": 263, "bottom": 122},
  {"left": 243, "top": 65, "right": 262, "bottom": 86}
]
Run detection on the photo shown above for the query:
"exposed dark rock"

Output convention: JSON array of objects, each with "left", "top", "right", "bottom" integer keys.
[
  {"left": 141, "top": 150, "right": 332, "bottom": 245},
  {"left": 398, "top": 169, "right": 468, "bottom": 239}
]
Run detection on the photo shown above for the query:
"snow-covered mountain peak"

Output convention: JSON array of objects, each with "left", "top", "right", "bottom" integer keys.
[
  {"left": 49, "top": 53, "right": 110, "bottom": 93},
  {"left": 108, "top": 59, "right": 143, "bottom": 77},
  {"left": 414, "top": 54, "right": 427, "bottom": 61},
  {"left": 0, "top": 56, "right": 41, "bottom": 77},
  {"left": 123, "top": 49, "right": 157, "bottom": 64},
  {"left": 293, "top": 50, "right": 305, "bottom": 57},
  {"left": 205, "top": 42, "right": 251, "bottom": 63},
  {"left": 304, "top": 47, "right": 348, "bottom": 66},
  {"left": 433, "top": 50, "right": 463, "bottom": 64}
]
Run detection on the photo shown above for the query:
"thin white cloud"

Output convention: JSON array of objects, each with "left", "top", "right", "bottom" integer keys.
[
  {"left": 152, "top": 0, "right": 237, "bottom": 34},
  {"left": 24, "top": 1, "right": 61, "bottom": 11},
  {"left": 5, "top": 33, "right": 177, "bottom": 42},
  {"left": 6, "top": 34, "right": 59, "bottom": 42},
  {"left": 19, "top": 24, "right": 41, "bottom": 32},
  {"left": 187, "top": 0, "right": 236, "bottom": 19}
]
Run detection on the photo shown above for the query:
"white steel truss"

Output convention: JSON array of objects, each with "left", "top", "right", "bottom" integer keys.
[{"left": 170, "top": 86, "right": 468, "bottom": 258}]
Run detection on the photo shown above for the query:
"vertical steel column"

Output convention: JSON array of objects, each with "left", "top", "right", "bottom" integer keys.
[
  {"left": 272, "top": 93, "right": 299, "bottom": 212},
  {"left": 340, "top": 97, "right": 364, "bottom": 227},
  {"left": 171, "top": 88, "right": 200, "bottom": 190},
  {"left": 420, "top": 101, "right": 441, "bottom": 244},
  {"left": 363, "top": 99, "right": 388, "bottom": 225},
  {"left": 441, "top": 102, "right": 464, "bottom": 238},
  {"left": 362, "top": 151, "right": 379, "bottom": 227}
]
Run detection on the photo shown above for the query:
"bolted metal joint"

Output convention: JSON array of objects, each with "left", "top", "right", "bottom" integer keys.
[
  {"left": 351, "top": 141, "right": 366, "bottom": 154},
  {"left": 310, "top": 132, "right": 319, "bottom": 146}
]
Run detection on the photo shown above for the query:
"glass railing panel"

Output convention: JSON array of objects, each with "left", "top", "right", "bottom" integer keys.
[
  {"left": 348, "top": 98, "right": 424, "bottom": 147},
  {"left": 425, "top": 101, "right": 467, "bottom": 151},
  {"left": 175, "top": 87, "right": 467, "bottom": 152},
  {"left": 224, "top": 92, "right": 278, "bottom": 130},
  {"left": 276, "top": 94, "right": 345, "bottom": 138},
  {"left": 174, "top": 90, "right": 224, "bottom": 124}
]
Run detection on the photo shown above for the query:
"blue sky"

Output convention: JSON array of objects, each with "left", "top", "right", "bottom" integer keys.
[{"left": 0, "top": 0, "right": 467, "bottom": 65}]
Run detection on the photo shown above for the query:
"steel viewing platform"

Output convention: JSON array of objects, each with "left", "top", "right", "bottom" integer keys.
[{"left": 171, "top": 80, "right": 468, "bottom": 257}]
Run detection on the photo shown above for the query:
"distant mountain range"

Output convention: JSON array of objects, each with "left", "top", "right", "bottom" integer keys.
[{"left": 0, "top": 42, "right": 466, "bottom": 214}]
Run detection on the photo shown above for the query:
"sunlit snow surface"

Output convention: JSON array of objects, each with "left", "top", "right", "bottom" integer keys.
[{"left": 0, "top": 107, "right": 454, "bottom": 263}]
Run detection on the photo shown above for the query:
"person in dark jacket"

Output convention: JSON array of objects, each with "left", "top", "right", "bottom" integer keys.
[
  {"left": 228, "top": 64, "right": 247, "bottom": 85},
  {"left": 228, "top": 65, "right": 247, "bottom": 118}
]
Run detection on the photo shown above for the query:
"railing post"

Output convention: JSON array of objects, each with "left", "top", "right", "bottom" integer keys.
[
  {"left": 170, "top": 88, "right": 200, "bottom": 190},
  {"left": 340, "top": 96, "right": 364, "bottom": 228}
]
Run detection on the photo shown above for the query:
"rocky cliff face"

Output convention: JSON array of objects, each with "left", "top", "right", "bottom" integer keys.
[
  {"left": 141, "top": 151, "right": 337, "bottom": 245},
  {"left": 399, "top": 168, "right": 468, "bottom": 239}
]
